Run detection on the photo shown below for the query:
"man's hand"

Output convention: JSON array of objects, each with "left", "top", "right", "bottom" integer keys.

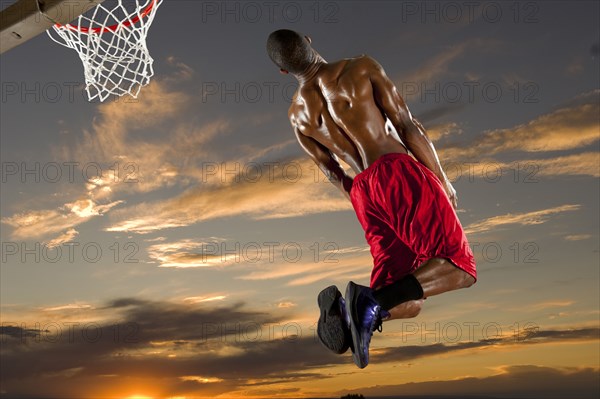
[{"left": 442, "top": 178, "right": 458, "bottom": 210}]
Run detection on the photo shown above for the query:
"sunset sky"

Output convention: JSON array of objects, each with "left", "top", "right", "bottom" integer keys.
[{"left": 0, "top": 0, "right": 599, "bottom": 398}]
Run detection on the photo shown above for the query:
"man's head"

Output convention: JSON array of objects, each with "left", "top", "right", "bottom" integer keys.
[{"left": 266, "top": 29, "right": 315, "bottom": 75}]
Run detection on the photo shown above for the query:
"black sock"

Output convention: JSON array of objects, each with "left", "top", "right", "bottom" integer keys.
[{"left": 373, "top": 274, "right": 424, "bottom": 311}]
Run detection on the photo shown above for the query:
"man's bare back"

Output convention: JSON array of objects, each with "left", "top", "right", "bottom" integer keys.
[
  {"left": 288, "top": 55, "right": 409, "bottom": 174},
  {"left": 282, "top": 43, "right": 457, "bottom": 207}
]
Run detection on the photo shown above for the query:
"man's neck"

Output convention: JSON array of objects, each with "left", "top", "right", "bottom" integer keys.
[{"left": 296, "top": 56, "right": 327, "bottom": 85}]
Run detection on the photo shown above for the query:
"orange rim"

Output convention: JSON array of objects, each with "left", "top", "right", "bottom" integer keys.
[{"left": 55, "top": 0, "right": 158, "bottom": 34}]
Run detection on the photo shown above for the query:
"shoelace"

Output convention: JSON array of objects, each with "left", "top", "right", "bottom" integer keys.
[
  {"left": 372, "top": 307, "right": 391, "bottom": 333},
  {"left": 373, "top": 313, "right": 383, "bottom": 333},
  {"left": 370, "top": 307, "right": 385, "bottom": 333}
]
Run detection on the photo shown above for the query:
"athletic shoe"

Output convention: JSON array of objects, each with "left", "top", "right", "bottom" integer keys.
[
  {"left": 317, "top": 285, "right": 352, "bottom": 354},
  {"left": 345, "top": 281, "right": 390, "bottom": 368}
]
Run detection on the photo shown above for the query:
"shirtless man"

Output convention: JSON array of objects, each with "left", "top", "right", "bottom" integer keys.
[{"left": 266, "top": 30, "right": 477, "bottom": 369}]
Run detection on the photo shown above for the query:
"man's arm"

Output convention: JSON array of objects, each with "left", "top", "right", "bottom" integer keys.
[
  {"left": 368, "top": 57, "right": 458, "bottom": 208},
  {"left": 294, "top": 128, "right": 353, "bottom": 201}
]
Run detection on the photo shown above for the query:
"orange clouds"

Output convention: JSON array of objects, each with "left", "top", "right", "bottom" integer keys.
[
  {"left": 471, "top": 103, "right": 599, "bottom": 154},
  {"left": 2, "top": 199, "right": 123, "bottom": 240},
  {"left": 439, "top": 91, "right": 599, "bottom": 163},
  {"left": 464, "top": 204, "right": 581, "bottom": 234},
  {"left": 106, "top": 158, "right": 352, "bottom": 234}
]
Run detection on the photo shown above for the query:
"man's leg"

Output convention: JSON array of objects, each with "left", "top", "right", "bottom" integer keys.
[
  {"left": 384, "top": 257, "right": 475, "bottom": 320},
  {"left": 344, "top": 154, "right": 478, "bottom": 368},
  {"left": 414, "top": 257, "right": 475, "bottom": 296}
]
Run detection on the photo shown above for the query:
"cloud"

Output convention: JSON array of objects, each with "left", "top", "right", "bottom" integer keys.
[
  {"left": 45, "top": 228, "right": 79, "bottom": 248},
  {"left": 370, "top": 327, "right": 599, "bottom": 365},
  {"left": 397, "top": 39, "right": 495, "bottom": 85},
  {"left": 329, "top": 245, "right": 370, "bottom": 255},
  {"left": 464, "top": 204, "right": 581, "bottom": 234},
  {"left": 482, "top": 104, "right": 598, "bottom": 153},
  {"left": 147, "top": 237, "right": 371, "bottom": 286},
  {"left": 67, "top": 82, "right": 226, "bottom": 197},
  {"left": 441, "top": 152, "right": 600, "bottom": 183},
  {"left": 179, "top": 375, "right": 223, "bottom": 383},
  {"left": 106, "top": 159, "right": 352, "bottom": 234},
  {"left": 1, "top": 209, "right": 74, "bottom": 240},
  {"left": 165, "top": 56, "right": 194, "bottom": 81},
  {"left": 2, "top": 199, "right": 123, "bottom": 240},
  {"left": 516, "top": 300, "right": 575, "bottom": 312},
  {"left": 442, "top": 98, "right": 599, "bottom": 160},
  {"left": 238, "top": 246, "right": 372, "bottom": 287},
  {"left": 0, "top": 298, "right": 340, "bottom": 397},
  {"left": 3, "top": 81, "right": 232, "bottom": 240},
  {"left": 339, "top": 365, "right": 600, "bottom": 399},
  {"left": 425, "top": 122, "right": 463, "bottom": 142},
  {"left": 565, "top": 234, "right": 592, "bottom": 241},
  {"left": 277, "top": 301, "right": 297, "bottom": 308},
  {"left": 532, "top": 152, "right": 600, "bottom": 178},
  {"left": 52, "top": 79, "right": 236, "bottom": 209},
  {"left": 183, "top": 295, "right": 228, "bottom": 304},
  {"left": 428, "top": 92, "right": 600, "bottom": 182},
  {"left": 2, "top": 81, "right": 200, "bottom": 241},
  {"left": 41, "top": 302, "right": 93, "bottom": 312},
  {"left": 147, "top": 238, "right": 242, "bottom": 268},
  {"left": 241, "top": 139, "right": 297, "bottom": 164},
  {"left": 1, "top": 296, "right": 598, "bottom": 398}
]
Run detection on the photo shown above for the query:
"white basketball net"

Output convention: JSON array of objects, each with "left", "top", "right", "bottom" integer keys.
[{"left": 47, "top": 0, "right": 163, "bottom": 102}]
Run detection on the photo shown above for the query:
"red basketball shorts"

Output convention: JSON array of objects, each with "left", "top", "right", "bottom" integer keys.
[{"left": 349, "top": 153, "right": 477, "bottom": 289}]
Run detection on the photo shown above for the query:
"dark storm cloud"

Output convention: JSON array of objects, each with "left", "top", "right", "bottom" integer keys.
[
  {"left": 0, "top": 297, "right": 344, "bottom": 396},
  {"left": 0, "top": 325, "right": 38, "bottom": 339},
  {"left": 1, "top": 297, "right": 598, "bottom": 397},
  {"left": 372, "top": 340, "right": 496, "bottom": 363},
  {"left": 372, "top": 326, "right": 599, "bottom": 364},
  {"left": 105, "top": 297, "right": 149, "bottom": 308},
  {"left": 339, "top": 365, "right": 600, "bottom": 399},
  {"left": 533, "top": 327, "right": 599, "bottom": 341}
]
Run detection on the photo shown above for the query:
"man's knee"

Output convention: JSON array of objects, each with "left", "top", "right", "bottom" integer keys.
[
  {"left": 388, "top": 299, "right": 424, "bottom": 320},
  {"left": 461, "top": 273, "right": 476, "bottom": 289},
  {"left": 442, "top": 258, "right": 476, "bottom": 289},
  {"left": 406, "top": 299, "right": 424, "bottom": 318}
]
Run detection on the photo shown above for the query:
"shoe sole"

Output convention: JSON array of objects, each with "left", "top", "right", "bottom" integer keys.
[
  {"left": 345, "top": 281, "right": 368, "bottom": 368},
  {"left": 317, "top": 285, "right": 350, "bottom": 354}
]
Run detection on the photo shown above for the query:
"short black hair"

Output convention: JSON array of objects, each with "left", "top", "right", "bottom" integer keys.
[{"left": 266, "top": 29, "right": 314, "bottom": 74}]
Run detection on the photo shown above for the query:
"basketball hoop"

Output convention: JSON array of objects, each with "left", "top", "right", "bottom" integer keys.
[{"left": 46, "top": 0, "right": 163, "bottom": 102}]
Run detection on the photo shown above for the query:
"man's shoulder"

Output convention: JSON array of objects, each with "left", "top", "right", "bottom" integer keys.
[
  {"left": 333, "top": 55, "right": 384, "bottom": 78},
  {"left": 347, "top": 54, "right": 381, "bottom": 68}
]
